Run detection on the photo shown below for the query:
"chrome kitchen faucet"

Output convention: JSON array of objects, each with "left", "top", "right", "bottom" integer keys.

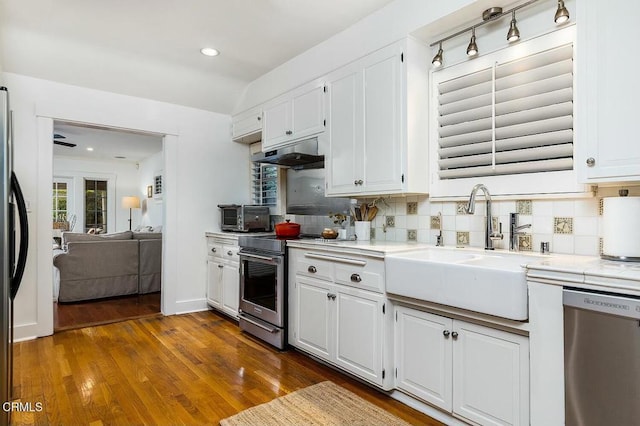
[
  {"left": 465, "top": 184, "right": 503, "bottom": 250},
  {"left": 509, "top": 212, "right": 531, "bottom": 251}
]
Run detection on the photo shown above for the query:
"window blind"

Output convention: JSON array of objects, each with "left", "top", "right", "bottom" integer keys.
[
  {"left": 436, "top": 44, "right": 574, "bottom": 180},
  {"left": 251, "top": 163, "right": 278, "bottom": 206}
]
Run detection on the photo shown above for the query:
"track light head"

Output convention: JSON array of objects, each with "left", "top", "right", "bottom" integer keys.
[
  {"left": 507, "top": 11, "right": 520, "bottom": 42},
  {"left": 432, "top": 43, "right": 444, "bottom": 68},
  {"left": 554, "top": 0, "right": 570, "bottom": 24},
  {"left": 467, "top": 29, "right": 478, "bottom": 57}
]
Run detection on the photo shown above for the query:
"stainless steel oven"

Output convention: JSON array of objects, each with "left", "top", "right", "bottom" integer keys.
[{"left": 238, "top": 236, "right": 287, "bottom": 349}]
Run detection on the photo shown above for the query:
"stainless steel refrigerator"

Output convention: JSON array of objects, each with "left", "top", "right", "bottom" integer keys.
[{"left": 1, "top": 87, "right": 29, "bottom": 425}]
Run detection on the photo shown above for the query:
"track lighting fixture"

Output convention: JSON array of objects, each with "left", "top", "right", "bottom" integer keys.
[
  {"left": 432, "top": 43, "right": 444, "bottom": 67},
  {"left": 430, "top": 0, "right": 571, "bottom": 68},
  {"left": 507, "top": 11, "right": 520, "bottom": 42},
  {"left": 467, "top": 28, "right": 478, "bottom": 57},
  {"left": 554, "top": 0, "right": 570, "bottom": 24}
]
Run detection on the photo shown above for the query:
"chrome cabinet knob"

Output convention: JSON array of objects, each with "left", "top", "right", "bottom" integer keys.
[
  {"left": 354, "top": 180, "right": 359, "bottom": 185},
  {"left": 586, "top": 157, "right": 596, "bottom": 167},
  {"left": 308, "top": 265, "right": 317, "bottom": 273},
  {"left": 357, "top": 179, "right": 363, "bottom": 185},
  {"left": 443, "top": 330, "right": 450, "bottom": 337},
  {"left": 257, "top": 116, "right": 261, "bottom": 121},
  {"left": 350, "top": 273, "right": 362, "bottom": 283},
  {"left": 211, "top": 248, "right": 217, "bottom": 253},
  {"left": 286, "top": 130, "right": 293, "bottom": 135},
  {"left": 218, "top": 264, "right": 223, "bottom": 269},
  {"left": 227, "top": 250, "right": 233, "bottom": 256},
  {"left": 451, "top": 331, "right": 459, "bottom": 339}
]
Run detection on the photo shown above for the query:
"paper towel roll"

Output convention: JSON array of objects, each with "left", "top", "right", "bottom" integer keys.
[{"left": 602, "top": 196, "right": 640, "bottom": 260}]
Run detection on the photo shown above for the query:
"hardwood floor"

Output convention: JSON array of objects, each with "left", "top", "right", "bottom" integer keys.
[
  {"left": 12, "top": 311, "right": 444, "bottom": 426},
  {"left": 54, "top": 292, "right": 162, "bottom": 332}
]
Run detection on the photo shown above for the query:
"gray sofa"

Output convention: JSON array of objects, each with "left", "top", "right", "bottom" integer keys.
[{"left": 53, "top": 230, "right": 162, "bottom": 302}]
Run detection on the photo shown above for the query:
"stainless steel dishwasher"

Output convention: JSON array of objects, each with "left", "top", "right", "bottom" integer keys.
[{"left": 563, "top": 287, "right": 640, "bottom": 426}]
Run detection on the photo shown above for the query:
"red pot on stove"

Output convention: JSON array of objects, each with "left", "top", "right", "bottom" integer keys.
[{"left": 275, "top": 219, "right": 301, "bottom": 237}]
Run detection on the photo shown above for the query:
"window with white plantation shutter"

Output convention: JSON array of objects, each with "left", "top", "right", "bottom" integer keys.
[
  {"left": 251, "top": 163, "right": 278, "bottom": 206},
  {"left": 436, "top": 43, "right": 574, "bottom": 180}
]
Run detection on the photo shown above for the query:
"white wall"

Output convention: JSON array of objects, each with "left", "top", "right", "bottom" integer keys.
[
  {"left": 139, "top": 151, "right": 164, "bottom": 228},
  {"left": 234, "top": 0, "right": 476, "bottom": 112},
  {"left": 53, "top": 157, "right": 142, "bottom": 232},
  {"left": 5, "top": 72, "right": 250, "bottom": 340}
]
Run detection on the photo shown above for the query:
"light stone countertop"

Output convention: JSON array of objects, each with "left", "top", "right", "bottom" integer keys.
[
  {"left": 286, "top": 239, "right": 431, "bottom": 257},
  {"left": 526, "top": 255, "right": 640, "bottom": 296}
]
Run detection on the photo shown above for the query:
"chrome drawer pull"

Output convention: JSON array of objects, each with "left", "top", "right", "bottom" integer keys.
[
  {"left": 308, "top": 266, "right": 317, "bottom": 273},
  {"left": 350, "top": 273, "right": 362, "bottom": 283},
  {"left": 218, "top": 264, "right": 223, "bottom": 269}
]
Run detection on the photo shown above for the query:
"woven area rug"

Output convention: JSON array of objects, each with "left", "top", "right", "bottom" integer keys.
[{"left": 219, "top": 381, "right": 411, "bottom": 426}]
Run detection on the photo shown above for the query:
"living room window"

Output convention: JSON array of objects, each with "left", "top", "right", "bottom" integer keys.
[
  {"left": 52, "top": 181, "right": 68, "bottom": 222},
  {"left": 84, "top": 179, "right": 108, "bottom": 233}
]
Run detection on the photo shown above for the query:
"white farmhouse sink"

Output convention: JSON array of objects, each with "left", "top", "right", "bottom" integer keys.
[{"left": 386, "top": 248, "right": 542, "bottom": 320}]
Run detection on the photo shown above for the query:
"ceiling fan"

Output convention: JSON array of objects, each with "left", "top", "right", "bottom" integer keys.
[{"left": 53, "top": 133, "right": 76, "bottom": 148}]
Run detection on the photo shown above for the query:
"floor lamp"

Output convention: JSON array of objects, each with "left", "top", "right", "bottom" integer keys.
[{"left": 122, "top": 196, "right": 141, "bottom": 231}]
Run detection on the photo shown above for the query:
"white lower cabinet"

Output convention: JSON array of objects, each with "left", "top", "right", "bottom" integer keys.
[
  {"left": 289, "top": 247, "right": 390, "bottom": 389},
  {"left": 206, "top": 236, "right": 240, "bottom": 319},
  {"left": 395, "top": 306, "right": 529, "bottom": 426},
  {"left": 294, "top": 275, "right": 386, "bottom": 387}
]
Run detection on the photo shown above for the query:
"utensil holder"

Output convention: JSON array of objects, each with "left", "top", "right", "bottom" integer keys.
[{"left": 354, "top": 221, "right": 371, "bottom": 241}]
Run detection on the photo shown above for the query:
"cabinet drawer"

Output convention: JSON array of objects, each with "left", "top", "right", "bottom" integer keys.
[
  {"left": 222, "top": 244, "right": 240, "bottom": 262},
  {"left": 207, "top": 241, "right": 223, "bottom": 259},
  {"left": 334, "top": 259, "right": 384, "bottom": 293},
  {"left": 296, "top": 253, "right": 334, "bottom": 282}
]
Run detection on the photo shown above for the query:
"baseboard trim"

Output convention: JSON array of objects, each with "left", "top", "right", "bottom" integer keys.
[{"left": 174, "top": 298, "right": 208, "bottom": 315}]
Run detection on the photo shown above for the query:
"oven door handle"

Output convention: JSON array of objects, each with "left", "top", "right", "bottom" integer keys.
[
  {"left": 240, "top": 314, "right": 279, "bottom": 333},
  {"left": 240, "top": 252, "right": 281, "bottom": 264}
]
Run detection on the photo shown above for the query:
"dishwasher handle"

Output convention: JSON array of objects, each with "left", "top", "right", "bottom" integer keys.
[{"left": 563, "top": 288, "right": 640, "bottom": 321}]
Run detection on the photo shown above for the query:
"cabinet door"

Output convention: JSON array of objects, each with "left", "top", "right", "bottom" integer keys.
[
  {"left": 232, "top": 107, "right": 262, "bottom": 143},
  {"left": 334, "top": 287, "right": 385, "bottom": 386},
  {"left": 361, "top": 44, "right": 403, "bottom": 193},
  {"left": 262, "top": 98, "right": 292, "bottom": 150},
  {"left": 206, "top": 259, "right": 223, "bottom": 308},
  {"left": 395, "top": 307, "right": 453, "bottom": 411},
  {"left": 452, "top": 320, "right": 529, "bottom": 426},
  {"left": 292, "top": 83, "right": 325, "bottom": 140},
  {"left": 579, "top": 0, "right": 640, "bottom": 182},
  {"left": 221, "top": 262, "right": 239, "bottom": 318},
  {"left": 294, "top": 277, "right": 333, "bottom": 360},
  {"left": 325, "top": 64, "right": 363, "bottom": 195}
]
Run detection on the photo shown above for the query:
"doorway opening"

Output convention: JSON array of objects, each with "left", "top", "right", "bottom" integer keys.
[{"left": 51, "top": 121, "right": 164, "bottom": 331}]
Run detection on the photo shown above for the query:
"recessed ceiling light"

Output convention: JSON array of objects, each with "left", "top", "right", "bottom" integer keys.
[
  {"left": 86, "top": 147, "right": 94, "bottom": 151},
  {"left": 200, "top": 47, "right": 220, "bottom": 57}
]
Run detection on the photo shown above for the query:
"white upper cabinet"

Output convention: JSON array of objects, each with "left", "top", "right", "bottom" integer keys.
[
  {"left": 325, "top": 37, "right": 429, "bottom": 197},
  {"left": 577, "top": 0, "right": 640, "bottom": 182},
  {"left": 262, "top": 80, "right": 325, "bottom": 150},
  {"left": 232, "top": 105, "right": 262, "bottom": 144}
]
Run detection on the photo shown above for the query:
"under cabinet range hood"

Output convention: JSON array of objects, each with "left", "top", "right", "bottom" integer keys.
[{"left": 251, "top": 137, "right": 323, "bottom": 169}]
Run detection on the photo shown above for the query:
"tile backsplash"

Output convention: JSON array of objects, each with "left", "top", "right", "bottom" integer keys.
[{"left": 286, "top": 185, "right": 640, "bottom": 256}]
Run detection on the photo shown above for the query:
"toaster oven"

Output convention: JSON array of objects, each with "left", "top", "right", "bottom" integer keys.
[{"left": 217, "top": 204, "right": 270, "bottom": 232}]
